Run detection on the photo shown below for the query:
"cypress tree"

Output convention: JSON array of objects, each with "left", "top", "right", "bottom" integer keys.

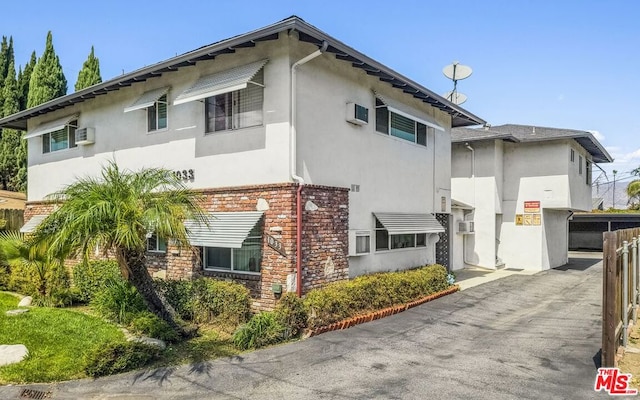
[
  {"left": 0, "top": 59, "right": 23, "bottom": 191},
  {"left": 0, "top": 36, "right": 9, "bottom": 112},
  {"left": 75, "top": 46, "right": 101, "bottom": 91},
  {"left": 17, "top": 51, "right": 36, "bottom": 111},
  {"left": 27, "top": 31, "right": 67, "bottom": 108}
]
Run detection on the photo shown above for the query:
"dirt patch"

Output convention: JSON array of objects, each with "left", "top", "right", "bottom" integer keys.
[{"left": 618, "top": 324, "right": 640, "bottom": 389}]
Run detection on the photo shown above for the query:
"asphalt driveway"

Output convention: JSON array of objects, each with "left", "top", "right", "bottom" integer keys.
[{"left": 1, "top": 254, "right": 607, "bottom": 399}]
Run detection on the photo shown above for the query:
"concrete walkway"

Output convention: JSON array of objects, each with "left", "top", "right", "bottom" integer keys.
[{"left": 0, "top": 253, "right": 607, "bottom": 399}]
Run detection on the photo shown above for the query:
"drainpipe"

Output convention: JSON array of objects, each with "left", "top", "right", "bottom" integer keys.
[
  {"left": 463, "top": 143, "right": 481, "bottom": 267},
  {"left": 290, "top": 39, "right": 328, "bottom": 297}
]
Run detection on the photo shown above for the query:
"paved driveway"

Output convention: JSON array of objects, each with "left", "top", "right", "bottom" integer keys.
[{"left": 1, "top": 255, "right": 608, "bottom": 399}]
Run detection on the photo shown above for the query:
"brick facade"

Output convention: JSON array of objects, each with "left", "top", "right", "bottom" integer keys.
[{"left": 23, "top": 182, "right": 350, "bottom": 311}]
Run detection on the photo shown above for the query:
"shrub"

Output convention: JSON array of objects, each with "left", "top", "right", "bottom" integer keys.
[
  {"left": 233, "top": 312, "right": 285, "bottom": 350},
  {"left": 273, "top": 293, "right": 308, "bottom": 338},
  {"left": 8, "top": 261, "right": 72, "bottom": 307},
  {"left": 154, "top": 278, "right": 251, "bottom": 327},
  {"left": 304, "top": 264, "right": 451, "bottom": 328},
  {"left": 72, "top": 260, "right": 123, "bottom": 303},
  {"left": 84, "top": 341, "right": 161, "bottom": 377},
  {"left": 129, "top": 311, "right": 179, "bottom": 342},
  {"left": 91, "top": 278, "right": 146, "bottom": 324},
  {"left": 0, "top": 264, "right": 9, "bottom": 290}
]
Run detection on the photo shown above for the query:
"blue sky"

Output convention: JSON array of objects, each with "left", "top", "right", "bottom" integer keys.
[{"left": 3, "top": 0, "right": 639, "bottom": 184}]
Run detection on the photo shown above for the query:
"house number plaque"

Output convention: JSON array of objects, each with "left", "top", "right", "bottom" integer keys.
[
  {"left": 174, "top": 169, "right": 195, "bottom": 181},
  {"left": 267, "top": 234, "right": 286, "bottom": 257}
]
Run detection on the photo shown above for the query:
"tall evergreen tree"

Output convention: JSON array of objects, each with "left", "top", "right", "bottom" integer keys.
[
  {"left": 27, "top": 31, "right": 67, "bottom": 108},
  {"left": 17, "top": 51, "right": 36, "bottom": 111},
  {"left": 74, "top": 46, "right": 101, "bottom": 91},
  {"left": 0, "top": 59, "right": 23, "bottom": 191},
  {"left": 0, "top": 36, "right": 10, "bottom": 113}
]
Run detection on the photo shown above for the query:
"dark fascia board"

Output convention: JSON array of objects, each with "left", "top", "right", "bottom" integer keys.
[
  {"left": 451, "top": 133, "right": 520, "bottom": 143},
  {"left": 0, "top": 16, "right": 486, "bottom": 130}
]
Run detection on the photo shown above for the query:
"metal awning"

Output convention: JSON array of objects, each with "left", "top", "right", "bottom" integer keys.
[
  {"left": 174, "top": 59, "right": 268, "bottom": 105},
  {"left": 185, "top": 211, "right": 264, "bottom": 248},
  {"left": 24, "top": 114, "right": 78, "bottom": 139},
  {"left": 124, "top": 87, "right": 169, "bottom": 112},
  {"left": 374, "top": 212, "right": 444, "bottom": 234},
  {"left": 374, "top": 92, "right": 443, "bottom": 131},
  {"left": 19, "top": 215, "right": 47, "bottom": 233}
]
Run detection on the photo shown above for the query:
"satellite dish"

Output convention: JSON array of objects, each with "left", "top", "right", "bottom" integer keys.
[
  {"left": 443, "top": 91, "right": 468, "bottom": 105},
  {"left": 443, "top": 62, "right": 472, "bottom": 81}
]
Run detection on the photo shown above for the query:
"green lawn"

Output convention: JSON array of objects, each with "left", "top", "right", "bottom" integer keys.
[
  {"left": 0, "top": 292, "right": 240, "bottom": 383},
  {"left": 0, "top": 292, "right": 125, "bottom": 384}
]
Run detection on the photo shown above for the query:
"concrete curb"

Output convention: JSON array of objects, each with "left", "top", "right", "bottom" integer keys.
[{"left": 305, "top": 285, "right": 460, "bottom": 337}]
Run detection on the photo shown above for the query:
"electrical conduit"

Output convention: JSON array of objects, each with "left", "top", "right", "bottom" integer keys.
[{"left": 290, "top": 39, "right": 328, "bottom": 296}]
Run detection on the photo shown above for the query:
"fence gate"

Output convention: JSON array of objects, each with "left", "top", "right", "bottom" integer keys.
[
  {"left": 435, "top": 213, "right": 451, "bottom": 269},
  {"left": 602, "top": 228, "right": 640, "bottom": 367}
]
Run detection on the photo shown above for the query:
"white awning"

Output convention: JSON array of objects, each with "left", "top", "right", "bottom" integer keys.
[
  {"left": 124, "top": 87, "right": 169, "bottom": 113},
  {"left": 173, "top": 59, "right": 268, "bottom": 105},
  {"left": 25, "top": 114, "right": 79, "bottom": 139},
  {"left": 20, "top": 215, "right": 47, "bottom": 233},
  {"left": 185, "top": 211, "right": 264, "bottom": 248},
  {"left": 374, "top": 91, "right": 444, "bottom": 131},
  {"left": 374, "top": 212, "right": 444, "bottom": 234}
]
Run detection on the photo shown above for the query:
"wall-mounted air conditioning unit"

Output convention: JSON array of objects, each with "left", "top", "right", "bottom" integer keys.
[
  {"left": 458, "top": 221, "right": 475, "bottom": 234},
  {"left": 75, "top": 127, "right": 95, "bottom": 145},
  {"left": 346, "top": 102, "right": 369, "bottom": 125}
]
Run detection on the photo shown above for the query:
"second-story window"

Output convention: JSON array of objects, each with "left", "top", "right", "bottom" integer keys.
[
  {"left": 147, "top": 94, "right": 168, "bottom": 132},
  {"left": 375, "top": 98, "right": 432, "bottom": 146},
  {"left": 123, "top": 87, "right": 169, "bottom": 132},
  {"left": 42, "top": 120, "right": 77, "bottom": 153},
  {"left": 205, "top": 69, "right": 264, "bottom": 133},
  {"left": 579, "top": 155, "right": 583, "bottom": 175}
]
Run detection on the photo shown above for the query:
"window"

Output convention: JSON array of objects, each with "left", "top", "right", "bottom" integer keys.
[
  {"left": 375, "top": 98, "right": 432, "bottom": 146},
  {"left": 570, "top": 148, "right": 575, "bottom": 162},
  {"left": 205, "top": 69, "right": 263, "bottom": 133},
  {"left": 579, "top": 155, "right": 583, "bottom": 175},
  {"left": 586, "top": 160, "right": 591, "bottom": 185},
  {"left": 146, "top": 234, "right": 167, "bottom": 253},
  {"left": 203, "top": 224, "right": 262, "bottom": 273},
  {"left": 375, "top": 218, "right": 428, "bottom": 251},
  {"left": 42, "top": 120, "right": 77, "bottom": 153},
  {"left": 147, "top": 94, "right": 168, "bottom": 132},
  {"left": 355, "top": 231, "right": 370, "bottom": 254}
]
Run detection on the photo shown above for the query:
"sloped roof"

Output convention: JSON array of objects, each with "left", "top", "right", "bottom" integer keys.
[
  {"left": 0, "top": 16, "right": 485, "bottom": 130},
  {"left": 452, "top": 124, "right": 612, "bottom": 163}
]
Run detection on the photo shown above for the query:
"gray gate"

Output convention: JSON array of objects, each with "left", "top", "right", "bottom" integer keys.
[{"left": 435, "top": 213, "right": 451, "bottom": 269}]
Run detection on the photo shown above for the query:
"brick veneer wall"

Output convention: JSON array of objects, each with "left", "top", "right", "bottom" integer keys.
[{"left": 23, "top": 182, "right": 350, "bottom": 311}]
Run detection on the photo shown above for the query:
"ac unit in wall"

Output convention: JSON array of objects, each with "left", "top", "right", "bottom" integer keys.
[
  {"left": 346, "top": 102, "right": 369, "bottom": 125},
  {"left": 458, "top": 221, "right": 475, "bottom": 234},
  {"left": 75, "top": 127, "right": 95, "bottom": 145}
]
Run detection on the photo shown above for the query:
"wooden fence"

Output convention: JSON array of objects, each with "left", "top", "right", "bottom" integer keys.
[
  {"left": 602, "top": 228, "right": 640, "bottom": 367},
  {"left": 0, "top": 208, "right": 23, "bottom": 231}
]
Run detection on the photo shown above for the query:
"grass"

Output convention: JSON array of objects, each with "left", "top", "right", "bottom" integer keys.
[
  {"left": 0, "top": 291, "right": 125, "bottom": 384},
  {"left": 0, "top": 292, "right": 240, "bottom": 384}
]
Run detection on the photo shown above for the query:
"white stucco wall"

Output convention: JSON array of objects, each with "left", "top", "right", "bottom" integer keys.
[
  {"left": 27, "top": 34, "right": 294, "bottom": 201},
  {"left": 293, "top": 40, "right": 453, "bottom": 276},
  {"left": 452, "top": 138, "right": 593, "bottom": 271}
]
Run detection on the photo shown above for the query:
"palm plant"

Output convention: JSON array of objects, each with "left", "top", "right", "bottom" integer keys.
[
  {"left": 627, "top": 180, "right": 640, "bottom": 209},
  {"left": 29, "top": 162, "right": 206, "bottom": 337}
]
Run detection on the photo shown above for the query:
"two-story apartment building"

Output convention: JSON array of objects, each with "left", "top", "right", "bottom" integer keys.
[
  {"left": 0, "top": 17, "right": 485, "bottom": 309},
  {"left": 450, "top": 124, "right": 612, "bottom": 271}
]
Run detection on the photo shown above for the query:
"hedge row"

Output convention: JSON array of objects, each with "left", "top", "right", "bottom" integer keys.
[{"left": 304, "top": 264, "right": 451, "bottom": 328}]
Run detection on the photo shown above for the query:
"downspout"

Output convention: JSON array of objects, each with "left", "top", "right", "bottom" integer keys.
[
  {"left": 463, "top": 143, "right": 481, "bottom": 267},
  {"left": 290, "top": 39, "right": 328, "bottom": 297}
]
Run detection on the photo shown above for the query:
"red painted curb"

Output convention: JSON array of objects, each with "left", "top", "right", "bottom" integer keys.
[{"left": 306, "top": 285, "right": 460, "bottom": 337}]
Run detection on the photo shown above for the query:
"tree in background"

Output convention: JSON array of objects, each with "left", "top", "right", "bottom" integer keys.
[
  {"left": 27, "top": 31, "right": 67, "bottom": 108},
  {"left": 627, "top": 180, "right": 640, "bottom": 210},
  {"left": 17, "top": 51, "right": 36, "bottom": 111},
  {"left": 75, "top": 46, "right": 101, "bottom": 91},
  {"left": 0, "top": 37, "right": 13, "bottom": 112},
  {"left": 1, "top": 59, "right": 23, "bottom": 191}
]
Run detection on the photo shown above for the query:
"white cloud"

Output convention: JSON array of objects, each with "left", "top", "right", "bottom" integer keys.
[{"left": 588, "top": 130, "right": 605, "bottom": 142}]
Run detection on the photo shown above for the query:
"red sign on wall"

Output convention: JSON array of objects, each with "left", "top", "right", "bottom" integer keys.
[{"left": 524, "top": 201, "right": 540, "bottom": 213}]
